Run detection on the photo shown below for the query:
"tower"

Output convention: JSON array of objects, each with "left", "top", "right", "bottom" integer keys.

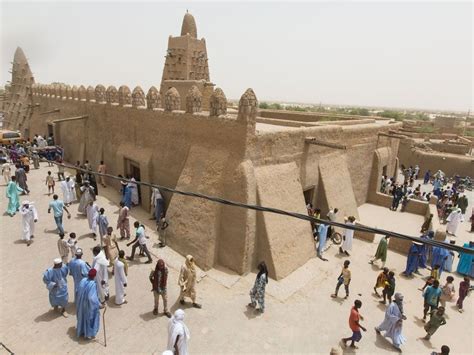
[
  {"left": 3, "top": 47, "right": 35, "bottom": 133},
  {"left": 160, "top": 12, "right": 214, "bottom": 111}
]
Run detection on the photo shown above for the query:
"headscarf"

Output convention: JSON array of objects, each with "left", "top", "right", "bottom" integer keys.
[
  {"left": 256, "top": 261, "right": 269, "bottom": 284},
  {"left": 394, "top": 292, "right": 404, "bottom": 315},
  {"left": 185, "top": 255, "right": 196, "bottom": 276},
  {"left": 153, "top": 259, "right": 168, "bottom": 290},
  {"left": 88, "top": 268, "right": 97, "bottom": 279},
  {"left": 167, "top": 309, "right": 190, "bottom": 350}
]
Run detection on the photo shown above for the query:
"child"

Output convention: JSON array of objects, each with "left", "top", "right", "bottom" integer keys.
[
  {"left": 380, "top": 271, "right": 396, "bottom": 305},
  {"left": 373, "top": 267, "right": 389, "bottom": 298},
  {"left": 419, "top": 265, "right": 440, "bottom": 291},
  {"left": 431, "top": 264, "right": 440, "bottom": 282},
  {"left": 45, "top": 171, "right": 55, "bottom": 195},
  {"left": 341, "top": 299, "right": 366, "bottom": 349},
  {"left": 67, "top": 232, "right": 78, "bottom": 257},
  {"left": 439, "top": 276, "right": 455, "bottom": 308},
  {"left": 157, "top": 215, "right": 169, "bottom": 248},
  {"left": 57, "top": 233, "right": 69, "bottom": 264},
  {"left": 424, "top": 307, "right": 447, "bottom": 340},
  {"left": 456, "top": 277, "right": 470, "bottom": 313},
  {"left": 57, "top": 159, "right": 65, "bottom": 181},
  {"left": 331, "top": 260, "right": 351, "bottom": 299}
]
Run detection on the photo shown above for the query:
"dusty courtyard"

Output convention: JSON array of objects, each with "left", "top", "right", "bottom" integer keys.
[{"left": 0, "top": 163, "right": 472, "bottom": 354}]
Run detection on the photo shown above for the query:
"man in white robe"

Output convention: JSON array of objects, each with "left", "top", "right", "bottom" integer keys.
[
  {"left": 446, "top": 208, "right": 463, "bottom": 236},
  {"left": 114, "top": 251, "right": 128, "bottom": 305},
  {"left": 129, "top": 177, "right": 139, "bottom": 205},
  {"left": 69, "top": 176, "right": 77, "bottom": 202},
  {"left": 37, "top": 135, "right": 47, "bottom": 148},
  {"left": 375, "top": 292, "right": 406, "bottom": 351},
  {"left": 86, "top": 201, "right": 99, "bottom": 240},
  {"left": 20, "top": 200, "right": 38, "bottom": 246},
  {"left": 91, "top": 246, "right": 109, "bottom": 305},
  {"left": 167, "top": 309, "right": 190, "bottom": 355},
  {"left": 60, "top": 177, "right": 75, "bottom": 205},
  {"left": 340, "top": 216, "right": 356, "bottom": 256},
  {"left": 2, "top": 162, "right": 11, "bottom": 184},
  {"left": 78, "top": 182, "right": 95, "bottom": 214}
]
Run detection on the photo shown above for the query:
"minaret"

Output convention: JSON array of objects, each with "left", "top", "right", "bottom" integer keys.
[
  {"left": 3, "top": 47, "right": 35, "bottom": 132},
  {"left": 160, "top": 12, "right": 214, "bottom": 111},
  {"left": 181, "top": 11, "right": 198, "bottom": 38}
]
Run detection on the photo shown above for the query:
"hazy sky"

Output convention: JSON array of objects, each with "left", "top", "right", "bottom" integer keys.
[{"left": 1, "top": 1, "right": 472, "bottom": 111}]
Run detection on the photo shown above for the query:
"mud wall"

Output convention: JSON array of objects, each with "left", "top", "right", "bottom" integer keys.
[
  {"left": 21, "top": 90, "right": 402, "bottom": 280},
  {"left": 429, "top": 142, "right": 470, "bottom": 155},
  {"left": 27, "top": 93, "right": 253, "bottom": 275},
  {"left": 399, "top": 139, "right": 474, "bottom": 177},
  {"left": 252, "top": 123, "right": 401, "bottom": 209}
]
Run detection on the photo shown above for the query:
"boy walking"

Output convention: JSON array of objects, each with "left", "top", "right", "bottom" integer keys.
[
  {"left": 331, "top": 260, "right": 351, "bottom": 299},
  {"left": 423, "top": 280, "right": 442, "bottom": 321},
  {"left": 341, "top": 299, "right": 366, "bottom": 349},
  {"left": 424, "top": 307, "right": 447, "bottom": 340},
  {"left": 380, "top": 271, "right": 396, "bottom": 305},
  {"left": 456, "top": 277, "right": 470, "bottom": 313},
  {"left": 373, "top": 267, "right": 389, "bottom": 298},
  {"left": 46, "top": 171, "right": 55, "bottom": 195}
]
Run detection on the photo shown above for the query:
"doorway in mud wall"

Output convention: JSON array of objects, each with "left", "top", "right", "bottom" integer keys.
[
  {"left": 125, "top": 159, "right": 141, "bottom": 205},
  {"left": 47, "top": 123, "right": 54, "bottom": 136},
  {"left": 47, "top": 123, "right": 54, "bottom": 144},
  {"left": 303, "top": 186, "right": 315, "bottom": 207}
]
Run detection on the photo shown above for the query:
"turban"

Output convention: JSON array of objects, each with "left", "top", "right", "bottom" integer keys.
[{"left": 88, "top": 268, "right": 97, "bottom": 279}]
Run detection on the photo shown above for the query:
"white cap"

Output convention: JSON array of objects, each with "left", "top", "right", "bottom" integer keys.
[
  {"left": 53, "top": 258, "right": 62, "bottom": 265},
  {"left": 162, "top": 352, "right": 173, "bottom": 355}
]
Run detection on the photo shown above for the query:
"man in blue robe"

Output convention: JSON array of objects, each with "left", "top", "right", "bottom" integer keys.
[
  {"left": 42, "top": 258, "right": 69, "bottom": 317},
  {"left": 457, "top": 242, "right": 474, "bottom": 277},
  {"left": 418, "top": 234, "right": 430, "bottom": 269},
  {"left": 122, "top": 185, "right": 132, "bottom": 208},
  {"left": 6, "top": 176, "right": 23, "bottom": 216},
  {"left": 68, "top": 248, "right": 91, "bottom": 302},
  {"left": 403, "top": 242, "right": 421, "bottom": 276},
  {"left": 444, "top": 240, "right": 456, "bottom": 272},
  {"left": 317, "top": 224, "right": 329, "bottom": 261},
  {"left": 431, "top": 245, "right": 450, "bottom": 276},
  {"left": 76, "top": 268, "right": 101, "bottom": 340}
]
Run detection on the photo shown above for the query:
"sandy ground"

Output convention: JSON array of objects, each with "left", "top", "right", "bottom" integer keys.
[{"left": 0, "top": 162, "right": 472, "bottom": 355}]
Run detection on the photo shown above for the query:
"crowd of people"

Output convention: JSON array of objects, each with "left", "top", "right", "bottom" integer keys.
[
  {"left": 2, "top": 139, "right": 473, "bottom": 354},
  {"left": 3, "top": 140, "right": 271, "bottom": 354},
  {"left": 306, "top": 165, "right": 473, "bottom": 353}
]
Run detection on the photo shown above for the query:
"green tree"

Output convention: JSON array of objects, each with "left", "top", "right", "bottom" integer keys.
[
  {"left": 286, "top": 105, "right": 307, "bottom": 112},
  {"left": 348, "top": 108, "right": 370, "bottom": 116},
  {"left": 268, "top": 103, "right": 282, "bottom": 110},
  {"left": 380, "top": 110, "right": 403, "bottom": 121}
]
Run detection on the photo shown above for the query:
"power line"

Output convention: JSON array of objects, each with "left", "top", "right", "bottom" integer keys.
[{"left": 3, "top": 145, "right": 474, "bottom": 255}]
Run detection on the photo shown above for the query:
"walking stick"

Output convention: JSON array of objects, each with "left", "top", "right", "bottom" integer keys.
[{"left": 102, "top": 306, "right": 107, "bottom": 347}]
